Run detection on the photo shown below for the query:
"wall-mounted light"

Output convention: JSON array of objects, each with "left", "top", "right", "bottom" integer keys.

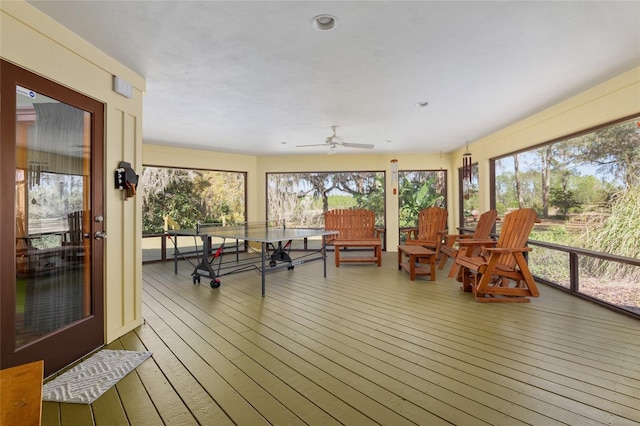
[{"left": 113, "top": 75, "right": 132, "bottom": 98}]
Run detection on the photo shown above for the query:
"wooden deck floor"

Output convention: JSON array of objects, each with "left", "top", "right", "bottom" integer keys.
[{"left": 42, "top": 252, "right": 640, "bottom": 425}]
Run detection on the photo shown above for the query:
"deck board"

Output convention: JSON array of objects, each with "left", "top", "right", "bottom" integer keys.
[
  {"left": 91, "top": 387, "right": 129, "bottom": 425},
  {"left": 122, "top": 322, "right": 232, "bottom": 426},
  {"left": 40, "top": 252, "right": 640, "bottom": 425},
  {"left": 243, "top": 273, "right": 612, "bottom": 425},
  {"left": 143, "top": 285, "right": 347, "bottom": 425}
]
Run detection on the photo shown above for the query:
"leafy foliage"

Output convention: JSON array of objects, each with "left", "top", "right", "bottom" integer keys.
[
  {"left": 354, "top": 174, "right": 384, "bottom": 223},
  {"left": 141, "top": 167, "right": 245, "bottom": 234},
  {"left": 398, "top": 171, "right": 446, "bottom": 228},
  {"left": 575, "top": 121, "right": 640, "bottom": 189},
  {"left": 143, "top": 172, "right": 202, "bottom": 232},
  {"left": 578, "top": 186, "right": 640, "bottom": 281},
  {"left": 549, "top": 186, "right": 580, "bottom": 218}
]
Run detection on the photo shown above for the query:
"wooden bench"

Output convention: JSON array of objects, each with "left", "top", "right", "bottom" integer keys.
[{"left": 324, "top": 209, "right": 384, "bottom": 267}]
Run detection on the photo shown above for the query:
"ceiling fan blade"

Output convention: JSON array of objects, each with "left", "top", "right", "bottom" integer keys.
[
  {"left": 296, "top": 143, "right": 331, "bottom": 147},
  {"left": 342, "top": 142, "right": 374, "bottom": 149},
  {"left": 296, "top": 126, "right": 373, "bottom": 151}
]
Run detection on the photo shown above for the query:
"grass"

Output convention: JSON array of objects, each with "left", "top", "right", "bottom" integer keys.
[
  {"left": 16, "top": 278, "right": 27, "bottom": 314},
  {"left": 579, "top": 186, "right": 640, "bottom": 281}
]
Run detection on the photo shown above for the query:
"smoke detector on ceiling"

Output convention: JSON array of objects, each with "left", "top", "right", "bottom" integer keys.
[{"left": 312, "top": 14, "right": 337, "bottom": 31}]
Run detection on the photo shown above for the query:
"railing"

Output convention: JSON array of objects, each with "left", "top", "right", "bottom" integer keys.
[
  {"left": 526, "top": 238, "right": 640, "bottom": 318},
  {"left": 142, "top": 233, "right": 170, "bottom": 263},
  {"left": 468, "top": 224, "right": 639, "bottom": 319}
]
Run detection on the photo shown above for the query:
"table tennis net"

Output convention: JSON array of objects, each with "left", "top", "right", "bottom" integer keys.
[{"left": 195, "top": 219, "right": 286, "bottom": 235}]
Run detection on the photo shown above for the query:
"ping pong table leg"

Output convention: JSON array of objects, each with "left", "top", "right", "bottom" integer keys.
[
  {"left": 323, "top": 242, "right": 327, "bottom": 277},
  {"left": 174, "top": 237, "right": 178, "bottom": 274},
  {"left": 261, "top": 241, "right": 266, "bottom": 297}
]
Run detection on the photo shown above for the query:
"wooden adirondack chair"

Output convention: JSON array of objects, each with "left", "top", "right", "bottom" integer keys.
[
  {"left": 437, "top": 209, "right": 499, "bottom": 279},
  {"left": 402, "top": 206, "right": 448, "bottom": 252},
  {"left": 454, "top": 208, "right": 540, "bottom": 303},
  {"left": 63, "top": 210, "right": 86, "bottom": 261}
]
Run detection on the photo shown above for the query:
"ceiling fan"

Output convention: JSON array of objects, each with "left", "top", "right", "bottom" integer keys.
[{"left": 296, "top": 126, "right": 374, "bottom": 154}]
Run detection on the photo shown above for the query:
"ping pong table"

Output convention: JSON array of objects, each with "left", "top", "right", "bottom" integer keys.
[{"left": 167, "top": 221, "right": 337, "bottom": 296}]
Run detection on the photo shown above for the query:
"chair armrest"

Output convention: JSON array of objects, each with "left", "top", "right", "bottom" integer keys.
[
  {"left": 457, "top": 238, "right": 496, "bottom": 247},
  {"left": 374, "top": 227, "right": 386, "bottom": 238},
  {"left": 400, "top": 227, "right": 418, "bottom": 240},
  {"left": 441, "top": 232, "right": 471, "bottom": 239},
  {"left": 439, "top": 233, "right": 457, "bottom": 246},
  {"left": 483, "top": 247, "right": 532, "bottom": 254}
]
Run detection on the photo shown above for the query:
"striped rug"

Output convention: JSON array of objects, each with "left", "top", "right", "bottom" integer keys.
[{"left": 43, "top": 349, "right": 152, "bottom": 404}]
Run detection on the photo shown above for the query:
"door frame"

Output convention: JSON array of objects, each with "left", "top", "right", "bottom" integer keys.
[{"left": 1, "top": 59, "right": 105, "bottom": 377}]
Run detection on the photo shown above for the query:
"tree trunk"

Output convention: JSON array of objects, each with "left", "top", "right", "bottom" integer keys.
[
  {"left": 514, "top": 154, "right": 524, "bottom": 208},
  {"left": 541, "top": 146, "right": 552, "bottom": 218}
]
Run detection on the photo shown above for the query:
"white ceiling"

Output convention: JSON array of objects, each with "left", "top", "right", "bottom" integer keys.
[{"left": 27, "top": 1, "right": 640, "bottom": 156}]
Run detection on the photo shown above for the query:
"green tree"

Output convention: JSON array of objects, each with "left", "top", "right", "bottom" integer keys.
[
  {"left": 141, "top": 167, "right": 247, "bottom": 233},
  {"left": 538, "top": 139, "right": 582, "bottom": 218},
  {"left": 197, "top": 171, "right": 245, "bottom": 224},
  {"left": 353, "top": 174, "right": 384, "bottom": 224},
  {"left": 549, "top": 186, "right": 580, "bottom": 218},
  {"left": 266, "top": 172, "right": 385, "bottom": 228},
  {"left": 142, "top": 171, "right": 203, "bottom": 233},
  {"left": 398, "top": 172, "right": 445, "bottom": 228},
  {"left": 576, "top": 120, "right": 640, "bottom": 189},
  {"left": 494, "top": 171, "right": 518, "bottom": 213}
]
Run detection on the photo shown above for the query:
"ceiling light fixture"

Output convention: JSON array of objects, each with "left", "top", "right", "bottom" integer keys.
[
  {"left": 415, "top": 101, "right": 429, "bottom": 107},
  {"left": 312, "top": 14, "right": 337, "bottom": 31}
]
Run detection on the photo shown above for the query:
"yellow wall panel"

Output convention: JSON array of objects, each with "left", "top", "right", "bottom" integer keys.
[{"left": 2, "top": 1, "right": 145, "bottom": 344}]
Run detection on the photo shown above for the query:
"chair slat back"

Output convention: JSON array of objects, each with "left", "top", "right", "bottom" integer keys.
[
  {"left": 416, "top": 206, "right": 448, "bottom": 240},
  {"left": 471, "top": 209, "right": 499, "bottom": 239},
  {"left": 495, "top": 208, "right": 537, "bottom": 267},
  {"left": 68, "top": 211, "right": 84, "bottom": 243},
  {"left": 324, "top": 209, "right": 377, "bottom": 240}
]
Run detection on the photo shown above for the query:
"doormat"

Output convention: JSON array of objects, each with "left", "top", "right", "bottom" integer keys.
[{"left": 42, "top": 349, "right": 152, "bottom": 404}]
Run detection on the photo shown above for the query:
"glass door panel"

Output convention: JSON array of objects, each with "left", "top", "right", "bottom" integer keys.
[{"left": 15, "top": 91, "right": 92, "bottom": 347}]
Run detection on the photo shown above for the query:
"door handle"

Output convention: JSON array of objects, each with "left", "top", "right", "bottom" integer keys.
[{"left": 94, "top": 231, "right": 107, "bottom": 240}]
